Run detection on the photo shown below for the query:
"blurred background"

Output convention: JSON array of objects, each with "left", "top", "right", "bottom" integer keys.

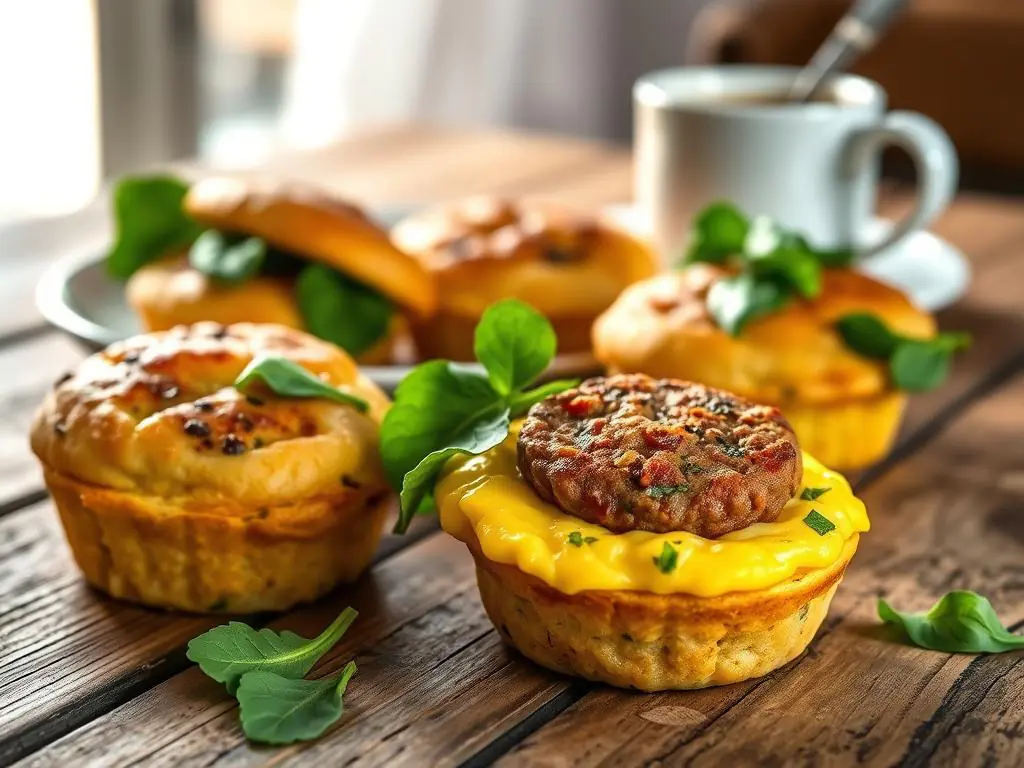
[{"left": 1, "top": 0, "right": 1021, "bottom": 226}]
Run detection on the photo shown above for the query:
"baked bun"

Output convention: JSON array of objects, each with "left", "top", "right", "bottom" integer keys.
[
  {"left": 31, "top": 322, "right": 392, "bottom": 612},
  {"left": 126, "top": 255, "right": 305, "bottom": 330},
  {"left": 592, "top": 266, "right": 936, "bottom": 468},
  {"left": 391, "top": 197, "right": 657, "bottom": 359},
  {"left": 436, "top": 376, "right": 870, "bottom": 690},
  {"left": 185, "top": 178, "right": 436, "bottom": 316}
]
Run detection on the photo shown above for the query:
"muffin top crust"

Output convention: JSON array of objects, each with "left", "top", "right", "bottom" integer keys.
[{"left": 31, "top": 322, "right": 391, "bottom": 507}]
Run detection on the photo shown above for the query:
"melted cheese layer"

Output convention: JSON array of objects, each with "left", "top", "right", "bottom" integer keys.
[{"left": 437, "top": 430, "right": 870, "bottom": 597}]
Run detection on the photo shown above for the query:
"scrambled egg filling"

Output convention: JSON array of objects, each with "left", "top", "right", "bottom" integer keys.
[{"left": 438, "top": 429, "right": 869, "bottom": 597}]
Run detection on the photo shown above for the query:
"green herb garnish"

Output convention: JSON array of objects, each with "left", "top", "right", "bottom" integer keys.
[
  {"left": 188, "top": 607, "right": 359, "bottom": 744},
  {"left": 878, "top": 591, "right": 1024, "bottom": 653},
  {"left": 237, "top": 662, "right": 357, "bottom": 745},
  {"left": 381, "top": 300, "right": 578, "bottom": 533},
  {"left": 836, "top": 313, "right": 971, "bottom": 392},
  {"left": 187, "top": 607, "right": 358, "bottom": 695},
  {"left": 715, "top": 437, "right": 745, "bottom": 458},
  {"left": 800, "top": 487, "right": 831, "bottom": 501},
  {"left": 189, "top": 230, "right": 266, "bottom": 284},
  {"left": 802, "top": 509, "right": 835, "bottom": 536},
  {"left": 567, "top": 531, "right": 599, "bottom": 547},
  {"left": 684, "top": 203, "right": 854, "bottom": 335},
  {"left": 652, "top": 542, "right": 679, "bottom": 574},
  {"left": 234, "top": 356, "right": 369, "bottom": 412},
  {"left": 106, "top": 175, "right": 205, "bottom": 279},
  {"left": 296, "top": 264, "right": 394, "bottom": 357},
  {"left": 645, "top": 484, "right": 689, "bottom": 498}
]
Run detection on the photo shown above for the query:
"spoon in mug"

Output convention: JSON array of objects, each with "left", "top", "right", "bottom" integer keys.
[{"left": 789, "top": 0, "right": 908, "bottom": 102}]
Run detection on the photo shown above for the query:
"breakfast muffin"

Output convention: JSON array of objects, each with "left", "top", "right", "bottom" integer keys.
[
  {"left": 437, "top": 374, "right": 869, "bottom": 690},
  {"left": 124, "top": 177, "right": 436, "bottom": 363},
  {"left": 592, "top": 266, "right": 936, "bottom": 469},
  {"left": 390, "top": 197, "right": 657, "bottom": 360},
  {"left": 30, "top": 322, "right": 392, "bottom": 613}
]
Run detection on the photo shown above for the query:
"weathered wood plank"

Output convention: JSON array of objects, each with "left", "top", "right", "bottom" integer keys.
[
  {"left": 500, "top": 366, "right": 1024, "bottom": 767},
  {"left": 0, "top": 496, "right": 435, "bottom": 765},
  {"left": 11, "top": 532, "right": 565, "bottom": 768}
]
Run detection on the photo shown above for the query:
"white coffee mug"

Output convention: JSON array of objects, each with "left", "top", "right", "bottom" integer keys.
[{"left": 634, "top": 66, "right": 958, "bottom": 263}]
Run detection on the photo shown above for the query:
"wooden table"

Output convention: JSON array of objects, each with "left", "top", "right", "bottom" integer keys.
[{"left": 1, "top": 125, "right": 1023, "bottom": 768}]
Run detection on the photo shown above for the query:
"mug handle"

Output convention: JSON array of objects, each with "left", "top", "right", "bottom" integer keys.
[{"left": 841, "top": 111, "right": 959, "bottom": 256}]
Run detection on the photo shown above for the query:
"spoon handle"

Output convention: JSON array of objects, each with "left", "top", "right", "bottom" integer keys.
[{"left": 790, "top": 0, "right": 908, "bottom": 103}]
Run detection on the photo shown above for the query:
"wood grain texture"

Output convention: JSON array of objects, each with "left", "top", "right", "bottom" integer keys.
[
  {"left": 0, "top": 495, "right": 435, "bottom": 766},
  {"left": 1, "top": 127, "right": 1023, "bottom": 768},
  {"left": 13, "top": 533, "right": 562, "bottom": 768}
]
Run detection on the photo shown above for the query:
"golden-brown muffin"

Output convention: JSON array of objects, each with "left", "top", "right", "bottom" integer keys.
[
  {"left": 31, "top": 322, "right": 392, "bottom": 613},
  {"left": 125, "top": 178, "right": 436, "bottom": 363},
  {"left": 391, "top": 197, "right": 657, "bottom": 359},
  {"left": 436, "top": 376, "right": 870, "bottom": 690},
  {"left": 185, "top": 178, "right": 436, "bottom": 317},
  {"left": 592, "top": 266, "right": 936, "bottom": 468}
]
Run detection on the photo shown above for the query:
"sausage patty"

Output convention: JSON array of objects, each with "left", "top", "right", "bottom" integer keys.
[{"left": 516, "top": 374, "right": 802, "bottom": 538}]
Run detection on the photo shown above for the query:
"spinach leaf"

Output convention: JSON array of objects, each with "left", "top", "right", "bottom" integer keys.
[
  {"left": 381, "top": 300, "right": 577, "bottom": 533},
  {"left": 508, "top": 378, "right": 581, "bottom": 417},
  {"left": 836, "top": 313, "right": 971, "bottom": 392},
  {"left": 186, "top": 607, "right": 358, "bottom": 694},
  {"left": 188, "top": 231, "right": 266, "bottom": 284},
  {"left": 474, "top": 299, "right": 556, "bottom": 395},
  {"left": 878, "top": 591, "right": 1024, "bottom": 653},
  {"left": 744, "top": 217, "right": 822, "bottom": 298},
  {"left": 835, "top": 313, "right": 901, "bottom": 360},
  {"left": 295, "top": 264, "right": 393, "bottom": 357},
  {"left": 107, "top": 175, "right": 205, "bottom": 279},
  {"left": 382, "top": 361, "right": 510, "bottom": 531},
  {"left": 684, "top": 201, "right": 749, "bottom": 264},
  {"left": 706, "top": 273, "right": 790, "bottom": 336},
  {"left": 237, "top": 661, "right": 357, "bottom": 745},
  {"left": 235, "top": 356, "right": 369, "bottom": 412}
]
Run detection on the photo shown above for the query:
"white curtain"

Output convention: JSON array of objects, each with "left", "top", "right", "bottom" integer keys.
[{"left": 282, "top": 0, "right": 716, "bottom": 146}]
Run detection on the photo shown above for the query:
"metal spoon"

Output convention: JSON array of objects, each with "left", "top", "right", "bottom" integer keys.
[{"left": 789, "top": 0, "right": 908, "bottom": 102}]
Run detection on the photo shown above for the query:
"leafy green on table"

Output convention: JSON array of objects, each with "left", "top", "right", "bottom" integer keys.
[
  {"left": 187, "top": 607, "right": 358, "bottom": 694},
  {"left": 188, "top": 607, "right": 360, "bottom": 745},
  {"left": 234, "top": 356, "right": 369, "bottom": 412},
  {"left": 237, "top": 662, "right": 357, "bottom": 745},
  {"left": 106, "top": 175, "right": 205, "bottom": 279},
  {"left": 189, "top": 230, "right": 267, "bottom": 284},
  {"left": 878, "top": 591, "right": 1024, "bottom": 653},
  {"left": 836, "top": 313, "right": 971, "bottom": 392},
  {"left": 296, "top": 264, "right": 394, "bottom": 357},
  {"left": 381, "top": 299, "right": 578, "bottom": 533},
  {"left": 682, "top": 202, "right": 854, "bottom": 335}
]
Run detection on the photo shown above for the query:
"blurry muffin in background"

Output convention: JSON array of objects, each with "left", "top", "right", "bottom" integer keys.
[
  {"left": 593, "top": 265, "right": 936, "bottom": 469},
  {"left": 391, "top": 197, "right": 657, "bottom": 360},
  {"left": 113, "top": 175, "right": 436, "bottom": 364}
]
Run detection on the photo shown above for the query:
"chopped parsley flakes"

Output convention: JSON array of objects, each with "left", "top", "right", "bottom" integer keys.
[
  {"left": 802, "top": 509, "right": 836, "bottom": 536},
  {"left": 652, "top": 542, "right": 679, "bottom": 574},
  {"left": 800, "top": 487, "right": 831, "bottom": 501},
  {"left": 645, "top": 484, "right": 689, "bottom": 498},
  {"left": 567, "top": 531, "right": 599, "bottom": 547}
]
